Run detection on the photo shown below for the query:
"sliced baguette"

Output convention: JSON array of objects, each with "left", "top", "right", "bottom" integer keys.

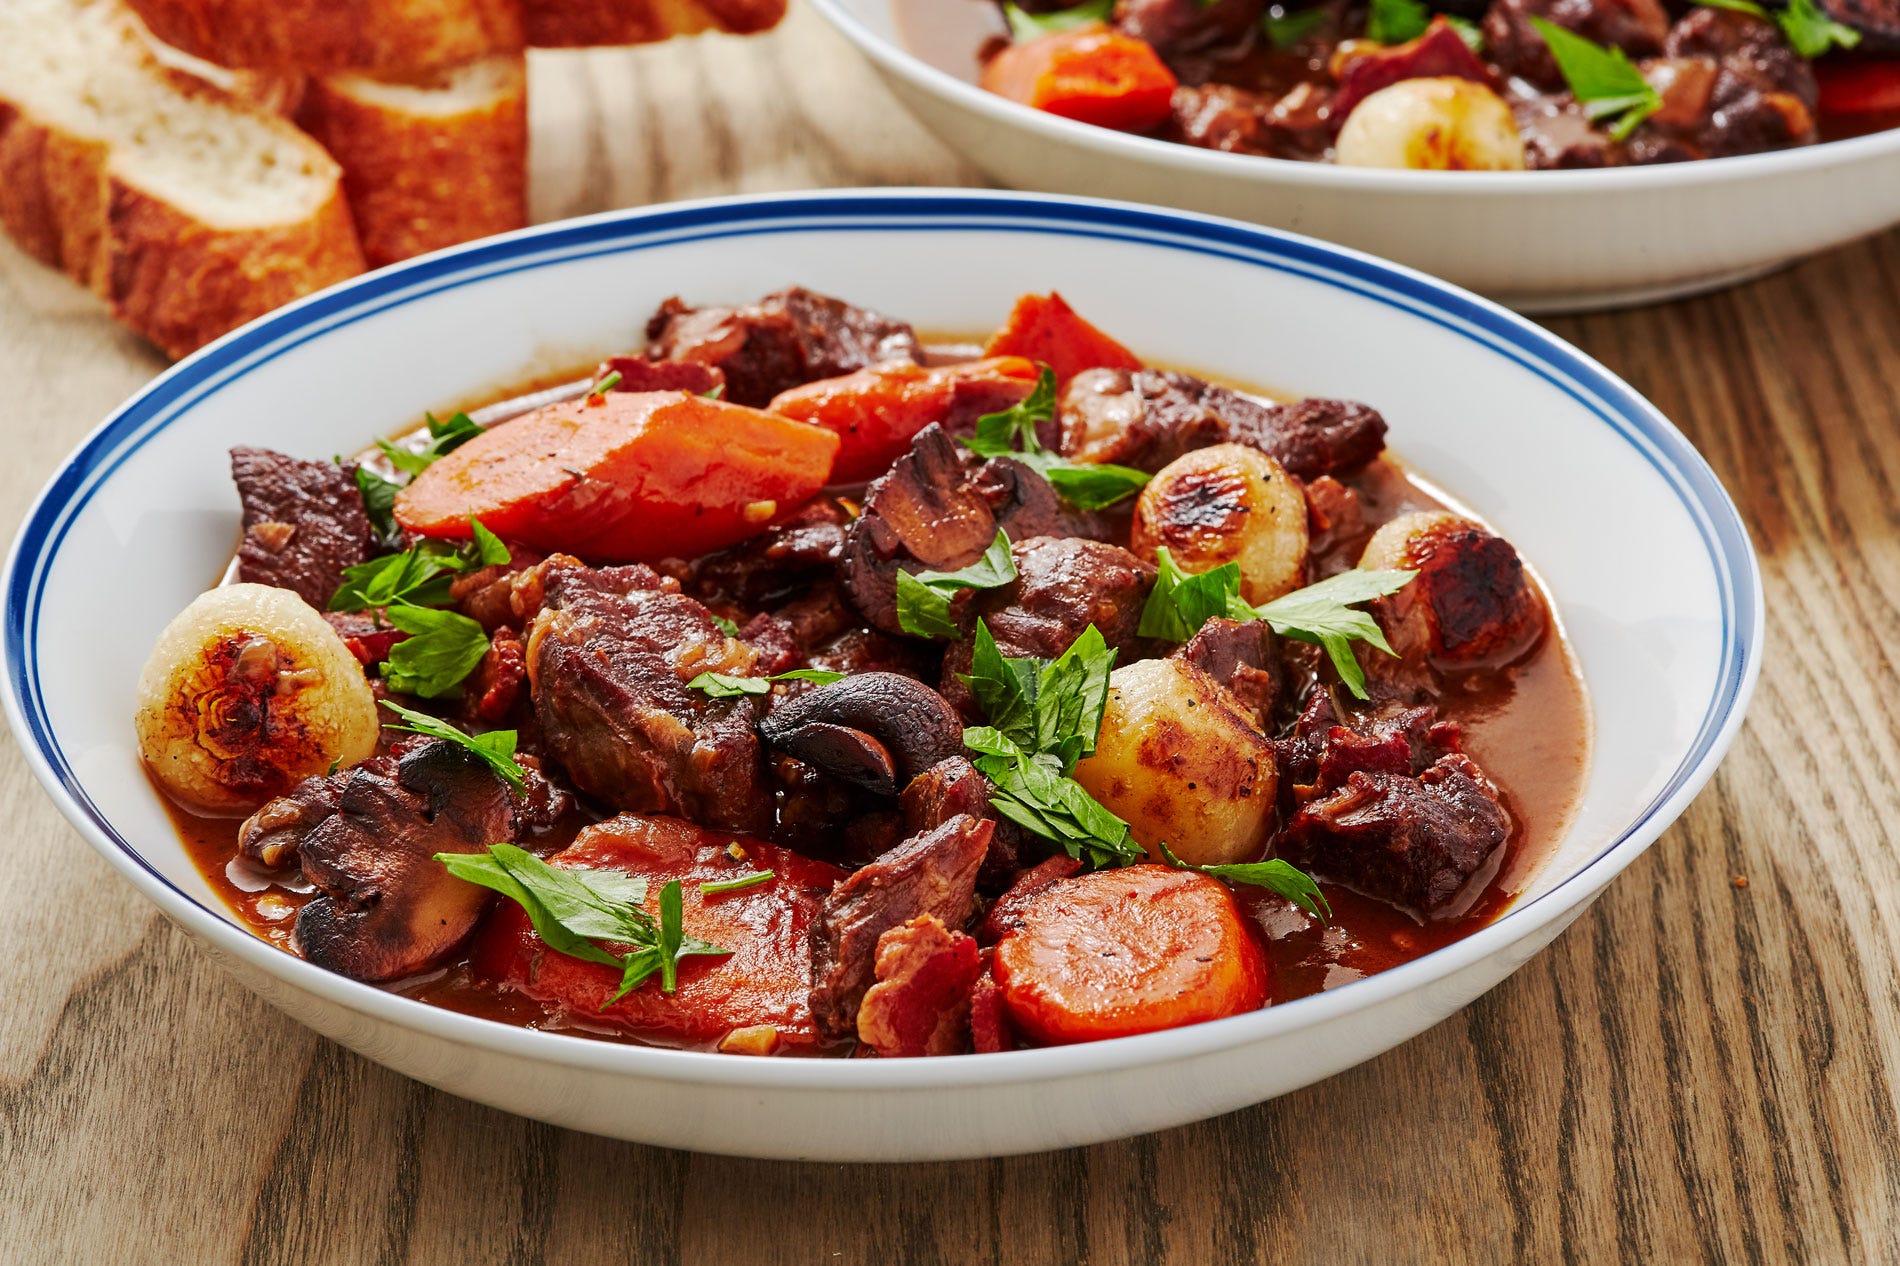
[
  {"left": 521, "top": 0, "right": 787, "bottom": 45},
  {"left": 298, "top": 56, "right": 528, "bottom": 268},
  {"left": 0, "top": 0, "right": 365, "bottom": 357},
  {"left": 123, "top": 0, "right": 524, "bottom": 75}
]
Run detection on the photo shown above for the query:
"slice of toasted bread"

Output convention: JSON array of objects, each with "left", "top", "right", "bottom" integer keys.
[
  {"left": 0, "top": 0, "right": 365, "bottom": 357},
  {"left": 123, "top": 0, "right": 524, "bottom": 75},
  {"left": 298, "top": 56, "right": 528, "bottom": 268},
  {"left": 521, "top": 0, "right": 787, "bottom": 45}
]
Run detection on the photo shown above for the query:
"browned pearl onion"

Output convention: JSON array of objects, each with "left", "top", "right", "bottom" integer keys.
[{"left": 1131, "top": 442, "right": 1308, "bottom": 605}]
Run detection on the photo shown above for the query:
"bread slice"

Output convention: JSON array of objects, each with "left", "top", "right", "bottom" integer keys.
[
  {"left": 0, "top": 0, "right": 365, "bottom": 357},
  {"left": 123, "top": 0, "right": 524, "bottom": 75},
  {"left": 521, "top": 0, "right": 787, "bottom": 44},
  {"left": 298, "top": 56, "right": 528, "bottom": 268}
]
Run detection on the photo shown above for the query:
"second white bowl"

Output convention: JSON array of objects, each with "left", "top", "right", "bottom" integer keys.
[{"left": 807, "top": 0, "right": 1900, "bottom": 311}]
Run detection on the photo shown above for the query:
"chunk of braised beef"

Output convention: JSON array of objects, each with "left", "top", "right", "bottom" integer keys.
[
  {"left": 1059, "top": 370, "right": 1386, "bottom": 480},
  {"left": 1175, "top": 617, "right": 1283, "bottom": 730},
  {"left": 1060, "top": 369, "right": 1228, "bottom": 472},
  {"left": 1274, "top": 693, "right": 1462, "bottom": 794},
  {"left": 1113, "top": 0, "right": 1265, "bottom": 56},
  {"left": 981, "top": 536, "right": 1155, "bottom": 658},
  {"left": 1813, "top": 0, "right": 1900, "bottom": 45},
  {"left": 901, "top": 756, "right": 992, "bottom": 833},
  {"left": 1649, "top": 8, "right": 1817, "bottom": 158},
  {"left": 1483, "top": 0, "right": 1670, "bottom": 89},
  {"left": 595, "top": 355, "right": 726, "bottom": 397},
  {"left": 1222, "top": 396, "right": 1389, "bottom": 483},
  {"left": 1330, "top": 20, "right": 1492, "bottom": 123},
  {"left": 643, "top": 287, "right": 922, "bottom": 407},
  {"left": 1280, "top": 753, "right": 1509, "bottom": 914},
  {"left": 901, "top": 754, "right": 1028, "bottom": 892},
  {"left": 525, "top": 557, "right": 773, "bottom": 833},
  {"left": 1514, "top": 94, "right": 1621, "bottom": 168},
  {"left": 668, "top": 499, "right": 851, "bottom": 612},
  {"left": 854, "top": 914, "right": 983, "bottom": 1058},
  {"left": 277, "top": 740, "right": 518, "bottom": 982},
  {"left": 1303, "top": 475, "right": 1366, "bottom": 557},
  {"left": 230, "top": 447, "right": 374, "bottom": 608},
  {"left": 939, "top": 536, "right": 1158, "bottom": 719},
  {"left": 808, "top": 814, "right": 993, "bottom": 1038},
  {"left": 1169, "top": 84, "right": 1277, "bottom": 155},
  {"left": 739, "top": 613, "right": 805, "bottom": 676},
  {"left": 460, "top": 627, "right": 526, "bottom": 727}
]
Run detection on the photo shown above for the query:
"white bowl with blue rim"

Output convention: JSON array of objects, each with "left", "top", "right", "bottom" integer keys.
[
  {"left": 806, "top": 0, "right": 1900, "bottom": 312},
  {"left": 1, "top": 190, "right": 1759, "bottom": 1161}
]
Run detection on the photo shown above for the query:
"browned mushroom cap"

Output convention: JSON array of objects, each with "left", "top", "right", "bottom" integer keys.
[
  {"left": 293, "top": 741, "right": 518, "bottom": 982},
  {"left": 237, "top": 772, "right": 345, "bottom": 871},
  {"left": 840, "top": 425, "right": 997, "bottom": 635},
  {"left": 839, "top": 425, "right": 1106, "bottom": 635},
  {"left": 758, "top": 673, "right": 964, "bottom": 796}
]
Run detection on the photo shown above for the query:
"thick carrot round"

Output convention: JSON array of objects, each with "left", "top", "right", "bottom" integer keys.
[
  {"left": 766, "top": 356, "right": 1039, "bottom": 483},
  {"left": 992, "top": 865, "right": 1269, "bottom": 1045},
  {"left": 394, "top": 390, "right": 841, "bottom": 562},
  {"left": 468, "top": 814, "right": 847, "bottom": 1051},
  {"left": 984, "top": 292, "right": 1144, "bottom": 385},
  {"left": 981, "top": 26, "right": 1178, "bottom": 133}
]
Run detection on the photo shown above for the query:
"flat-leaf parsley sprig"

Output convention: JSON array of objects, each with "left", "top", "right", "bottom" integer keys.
[
  {"left": 959, "top": 622, "right": 1143, "bottom": 868},
  {"left": 438, "top": 844, "right": 728, "bottom": 1000},
  {"left": 1138, "top": 548, "right": 1414, "bottom": 698},
  {"left": 1529, "top": 17, "right": 1662, "bottom": 140},
  {"left": 961, "top": 368, "right": 1152, "bottom": 511},
  {"left": 380, "top": 700, "right": 527, "bottom": 795},
  {"left": 895, "top": 530, "right": 1019, "bottom": 639}
]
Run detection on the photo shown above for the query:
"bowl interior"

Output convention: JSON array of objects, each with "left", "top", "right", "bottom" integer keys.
[{"left": 5, "top": 193, "right": 1753, "bottom": 1058}]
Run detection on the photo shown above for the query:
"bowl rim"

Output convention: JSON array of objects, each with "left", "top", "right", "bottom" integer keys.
[
  {"left": 1, "top": 188, "right": 1763, "bottom": 1091},
  {"left": 805, "top": 0, "right": 1900, "bottom": 193}
]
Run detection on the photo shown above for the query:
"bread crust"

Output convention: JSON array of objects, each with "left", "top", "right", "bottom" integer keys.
[
  {"left": 298, "top": 58, "right": 528, "bottom": 267},
  {"left": 124, "top": 0, "right": 525, "bottom": 74},
  {"left": 0, "top": 103, "right": 112, "bottom": 286},
  {"left": 522, "top": 0, "right": 787, "bottom": 44},
  {"left": 104, "top": 179, "right": 364, "bottom": 359}
]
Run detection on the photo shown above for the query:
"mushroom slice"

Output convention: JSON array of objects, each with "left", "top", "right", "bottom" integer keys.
[
  {"left": 292, "top": 740, "right": 518, "bottom": 982},
  {"left": 758, "top": 673, "right": 964, "bottom": 796}
]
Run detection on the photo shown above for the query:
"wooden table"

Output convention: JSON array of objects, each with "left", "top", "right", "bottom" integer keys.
[{"left": 3, "top": 7, "right": 1898, "bottom": 1261}]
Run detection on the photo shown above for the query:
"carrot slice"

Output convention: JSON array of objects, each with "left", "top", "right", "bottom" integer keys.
[
  {"left": 992, "top": 865, "right": 1269, "bottom": 1045},
  {"left": 467, "top": 814, "right": 847, "bottom": 1050},
  {"left": 984, "top": 292, "right": 1144, "bottom": 385},
  {"left": 393, "top": 390, "right": 841, "bottom": 562},
  {"left": 766, "top": 357, "right": 1039, "bottom": 483},
  {"left": 981, "top": 26, "right": 1179, "bottom": 133}
]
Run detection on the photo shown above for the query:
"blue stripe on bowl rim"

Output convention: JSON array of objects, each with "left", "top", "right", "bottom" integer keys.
[{"left": 0, "top": 189, "right": 1760, "bottom": 1060}]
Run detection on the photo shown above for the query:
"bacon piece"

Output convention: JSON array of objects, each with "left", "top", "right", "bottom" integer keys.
[
  {"left": 970, "top": 971, "right": 1013, "bottom": 1054},
  {"left": 1331, "top": 19, "right": 1493, "bottom": 126},
  {"left": 855, "top": 915, "right": 983, "bottom": 1058}
]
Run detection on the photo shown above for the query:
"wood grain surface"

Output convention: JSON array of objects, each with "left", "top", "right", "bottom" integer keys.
[{"left": 2, "top": 7, "right": 1898, "bottom": 1262}]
